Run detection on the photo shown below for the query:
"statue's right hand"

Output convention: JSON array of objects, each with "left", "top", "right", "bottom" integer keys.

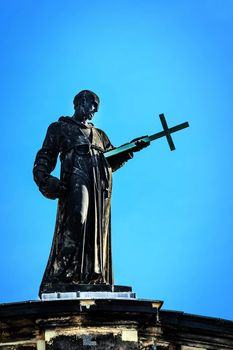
[
  {"left": 40, "top": 176, "right": 67, "bottom": 200},
  {"left": 131, "top": 136, "right": 150, "bottom": 152}
]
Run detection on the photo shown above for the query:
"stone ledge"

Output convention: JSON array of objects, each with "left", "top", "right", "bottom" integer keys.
[{"left": 0, "top": 298, "right": 163, "bottom": 319}]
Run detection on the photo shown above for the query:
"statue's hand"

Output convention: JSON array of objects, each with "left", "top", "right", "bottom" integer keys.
[
  {"left": 131, "top": 136, "right": 150, "bottom": 152},
  {"left": 40, "top": 176, "right": 67, "bottom": 200}
]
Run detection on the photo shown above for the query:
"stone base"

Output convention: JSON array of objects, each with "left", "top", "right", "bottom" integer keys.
[
  {"left": 41, "top": 290, "right": 136, "bottom": 300},
  {"left": 39, "top": 283, "right": 132, "bottom": 298},
  {"left": 41, "top": 284, "right": 135, "bottom": 301}
]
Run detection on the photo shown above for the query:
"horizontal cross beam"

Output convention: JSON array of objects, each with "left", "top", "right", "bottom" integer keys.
[{"left": 104, "top": 114, "right": 189, "bottom": 159}]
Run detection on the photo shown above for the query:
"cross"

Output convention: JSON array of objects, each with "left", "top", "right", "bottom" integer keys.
[{"left": 104, "top": 114, "right": 189, "bottom": 159}]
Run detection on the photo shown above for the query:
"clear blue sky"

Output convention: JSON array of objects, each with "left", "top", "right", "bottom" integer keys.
[{"left": 1, "top": 0, "right": 233, "bottom": 320}]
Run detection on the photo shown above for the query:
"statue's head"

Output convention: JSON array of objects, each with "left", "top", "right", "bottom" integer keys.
[{"left": 73, "top": 90, "right": 100, "bottom": 121}]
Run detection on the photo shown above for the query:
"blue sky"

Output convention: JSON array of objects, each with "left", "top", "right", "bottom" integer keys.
[{"left": 1, "top": 0, "right": 233, "bottom": 320}]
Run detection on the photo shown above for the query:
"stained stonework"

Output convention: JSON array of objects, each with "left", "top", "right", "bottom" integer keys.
[
  {"left": 1, "top": 299, "right": 233, "bottom": 349},
  {"left": 46, "top": 334, "right": 138, "bottom": 350}
]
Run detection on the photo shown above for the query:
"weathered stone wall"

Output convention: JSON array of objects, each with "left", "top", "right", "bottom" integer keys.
[{"left": 1, "top": 299, "right": 233, "bottom": 350}]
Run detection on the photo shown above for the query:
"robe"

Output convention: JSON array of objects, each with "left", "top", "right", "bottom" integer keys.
[{"left": 33, "top": 116, "right": 131, "bottom": 295}]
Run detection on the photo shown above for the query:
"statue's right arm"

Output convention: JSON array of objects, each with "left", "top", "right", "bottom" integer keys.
[
  {"left": 96, "top": 128, "right": 133, "bottom": 172},
  {"left": 33, "top": 122, "right": 66, "bottom": 200}
]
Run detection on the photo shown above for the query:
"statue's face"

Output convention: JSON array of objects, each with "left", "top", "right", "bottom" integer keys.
[{"left": 75, "top": 93, "right": 97, "bottom": 121}]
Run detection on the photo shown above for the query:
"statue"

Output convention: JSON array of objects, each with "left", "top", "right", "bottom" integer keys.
[
  {"left": 34, "top": 90, "right": 189, "bottom": 296},
  {"left": 33, "top": 90, "right": 148, "bottom": 295}
]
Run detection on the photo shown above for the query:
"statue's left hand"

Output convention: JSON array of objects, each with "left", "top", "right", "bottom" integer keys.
[
  {"left": 131, "top": 136, "right": 150, "bottom": 152},
  {"left": 40, "top": 176, "right": 67, "bottom": 200}
]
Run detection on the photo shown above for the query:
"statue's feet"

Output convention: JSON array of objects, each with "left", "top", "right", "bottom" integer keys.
[{"left": 88, "top": 273, "right": 105, "bottom": 284}]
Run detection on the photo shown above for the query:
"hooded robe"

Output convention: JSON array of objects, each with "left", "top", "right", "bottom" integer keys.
[{"left": 33, "top": 116, "right": 131, "bottom": 295}]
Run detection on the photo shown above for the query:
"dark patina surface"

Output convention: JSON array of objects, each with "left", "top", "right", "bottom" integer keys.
[{"left": 33, "top": 91, "right": 132, "bottom": 295}]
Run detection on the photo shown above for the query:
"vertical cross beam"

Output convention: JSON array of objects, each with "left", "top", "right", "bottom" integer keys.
[{"left": 159, "top": 114, "right": 176, "bottom": 151}]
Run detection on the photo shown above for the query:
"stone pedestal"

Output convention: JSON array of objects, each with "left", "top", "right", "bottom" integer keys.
[{"left": 41, "top": 284, "right": 136, "bottom": 300}]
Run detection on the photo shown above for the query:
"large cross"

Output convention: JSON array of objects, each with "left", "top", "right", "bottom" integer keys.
[{"left": 104, "top": 114, "right": 189, "bottom": 159}]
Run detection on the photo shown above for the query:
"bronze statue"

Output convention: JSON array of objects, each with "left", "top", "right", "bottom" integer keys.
[
  {"left": 34, "top": 90, "right": 189, "bottom": 296},
  {"left": 33, "top": 90, "right": 147, "bottom": 295}
]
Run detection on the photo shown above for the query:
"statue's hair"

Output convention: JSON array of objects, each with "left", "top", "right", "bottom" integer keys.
[{"left": 73, "top": 90, "right": 100, "bottom": 111}]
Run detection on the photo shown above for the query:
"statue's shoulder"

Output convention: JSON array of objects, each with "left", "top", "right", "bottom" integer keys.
[
  {"left": 52, "top": 116, "right": 74, "bottom": 130},
  {"left": 94, "top": 127, "right": 110, "bottom": 141},
  {"left": 58, "top": 116, "right": 72, "bottom": 125},
  {"left": 45, "top": 117, "right": 71, "bottom": 136},
  {"left": 46, "top": 120, "right": 61, "bottom": 133},
  {"left": 93, "top": 126, "right": 112, "bottom": 149}
]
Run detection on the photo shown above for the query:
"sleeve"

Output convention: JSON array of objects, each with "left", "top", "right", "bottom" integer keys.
[
  {"left": 33, "top": 122, "right": 60, "bottom": 198},
  {"left": 98, "top": 128, "right": 133, "bottom": 172}
]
